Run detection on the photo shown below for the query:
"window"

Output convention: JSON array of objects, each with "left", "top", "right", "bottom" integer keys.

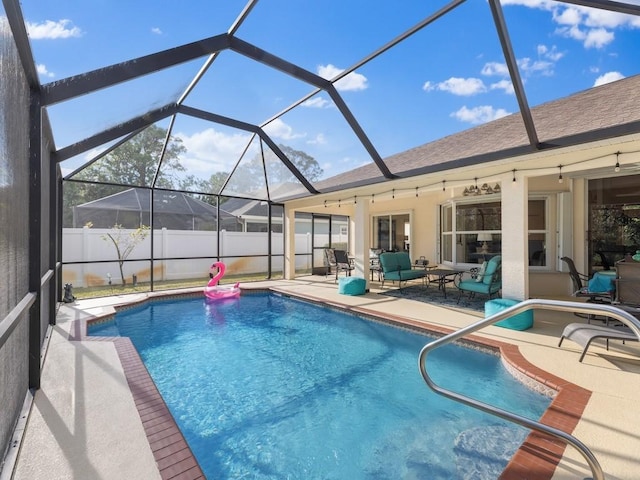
[
  {"left": 440, "top": 198, "right": 548, "bottom": 266},
  {"left": 441, "top": 201, "right": 501, "bottom": 264},
  {"left": 528, "top": 199, "right": 547, "bottom": 267},
  {"left": 589, "top": 174, "right": 640, "bottom": 272},
  {"left": 372, "top": 213, "right": 410, "bottom": 253}
]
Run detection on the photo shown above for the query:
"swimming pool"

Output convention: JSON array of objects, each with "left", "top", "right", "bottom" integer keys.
[{"left": 90, "top": 292, "right": 550, "bottom": 479}]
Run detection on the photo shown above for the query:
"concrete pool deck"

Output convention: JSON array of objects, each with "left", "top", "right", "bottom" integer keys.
[{"left": 7, "top": 276, "right": 640, "bottom": 479}]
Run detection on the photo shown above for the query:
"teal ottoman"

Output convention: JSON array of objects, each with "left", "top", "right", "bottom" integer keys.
[
  {"left": 485, "top": 298, "right": 533, "bottom": 331},
  {"left": 338, "top": 277, "right": 366, "bottom": 296}
]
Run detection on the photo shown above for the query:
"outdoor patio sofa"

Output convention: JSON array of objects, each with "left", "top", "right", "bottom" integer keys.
[
  {"left": 378, "top": 252, "right": 427, "bottom": 287},
  {"left": 455, "top": 255, "right": 502, "bottom": 303}
]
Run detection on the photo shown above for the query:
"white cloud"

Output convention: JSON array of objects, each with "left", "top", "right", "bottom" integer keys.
[
  {"left": 481, "top": 62, "right": 510, "bottom": 77},
  {"left": 263, "top": 118, "right": 305, "bottom": 141},
  {"left": 593, "top": 71, "right": 625, "bottom": 87},
  {"left": 26, "top": 19, "right": 82, "bottom": 39},
  {"left": 480, "top": 46, "right": 559, "bottom": 81},
  {"left": 490, "top": 79, "right": 514, "bottom": 95},
  {"left": 451, "top": 105, "right": 510, "bottom": 124},
  {"left": 317, "top": 64, "right": 368, "bottom": 91},
  {"left": 37, "top": 64, "right": 55, "bottom": 78},
  {"left": 151, "top": 27, "right": 162, "bottom": 35},
  {"left": 583, "top": 28, "right": 615, "bottom": 49},
  {"left": 175, "top": 128, "right": 253, "bottom": 173},
  {"left": 504, "top": 0, "right": 638, "bottom": 49},
  {"left": 425, "top": 77, "right": 487, "bottom": 96},
  {"left": 307, "top": 133, "right": 327, "bottom": 145},
  {"left": 537, "top": 44, "right": 564, "bottom": 62},
  {"left": 518, "top": 57, "right": 554, "bottom": 76},
  {"left": 302, "top": 96, "right": 332, "bottom": 109}
]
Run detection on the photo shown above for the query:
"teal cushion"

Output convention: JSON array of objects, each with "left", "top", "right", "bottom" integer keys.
[
  {"left": 395, "top": 252, "right": 412, "bottom": 271},
  {"left": 482, "top": 256, "right": 501, "bottom": 285},
  {"left": 458, "top": 280, "right": 498, "bottom": 295},
  {"left": 338, "top": 277, "right": 366, "bottom": 295},
  {"left": 485, "top": 298, "right": 533, "bottom": 331},
  {"left": 379, "top": 253, "right": 399, "bottom": 273}
]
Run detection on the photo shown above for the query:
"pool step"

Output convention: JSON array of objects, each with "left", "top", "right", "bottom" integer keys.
[{"left": 454, "top": 425, "right": 527, "bottom": 480}]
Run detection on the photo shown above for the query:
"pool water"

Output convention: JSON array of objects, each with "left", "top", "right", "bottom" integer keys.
[{"left": 90, "top": 292, "right": 550, "bottom": 479}]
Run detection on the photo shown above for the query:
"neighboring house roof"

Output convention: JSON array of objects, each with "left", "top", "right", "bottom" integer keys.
[
  {"left": 77, "top": 188, "right": 218, "bottom": 215},
  {"left": 222, "top": 197, "right": 266, "bottom": 218},
  {"left": 74, "top": 188, "right": 241, "bottom": 229},
  {"left": 313, "top": 74, "right": 640, "bottom": 194}
]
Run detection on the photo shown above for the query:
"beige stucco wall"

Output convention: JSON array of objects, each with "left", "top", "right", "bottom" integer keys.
[{"left": 284, "top": 134, "right": 640, "bottom": 297}]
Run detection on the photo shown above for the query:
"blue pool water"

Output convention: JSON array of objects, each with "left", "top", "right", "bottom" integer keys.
[{"left": 90, "top": 292, "right": 550, "bottom": 479}]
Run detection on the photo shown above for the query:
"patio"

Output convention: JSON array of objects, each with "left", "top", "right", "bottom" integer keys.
[
  {"left": 3, "top": 0, "right": 640, "bottom": 478},
  {"left": 7, "top": 278, "right": 640, "bottom": 479}
]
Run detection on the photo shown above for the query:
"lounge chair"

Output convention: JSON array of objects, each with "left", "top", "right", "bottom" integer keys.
[{"left": 558, "top": 323, "right": 639, "bottom": 362}]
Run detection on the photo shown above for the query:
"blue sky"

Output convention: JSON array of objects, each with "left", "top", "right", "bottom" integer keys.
[{"left": 17, "top": 0, "right": 640, "bottom": 183}]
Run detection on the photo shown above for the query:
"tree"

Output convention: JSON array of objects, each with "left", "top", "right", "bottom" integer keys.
[
  {"left": 179, "top": 172, "right": 231, "bottom": 207},
  {"left": 101, "top": 224, "right": 150, "bottom": 286},
  {"left": 229, "top": 143, "right": 322, "bottom": 195},
  {"left": 79, "top": 125, "right": 187, "bottom": 187},
  {"left": 63, "top": 125, "right": 188, "bottom": 227}
]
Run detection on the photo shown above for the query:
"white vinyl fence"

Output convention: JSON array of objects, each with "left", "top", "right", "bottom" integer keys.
[{"left": 62, "top": 227, "right": 321, "bottom": 287}]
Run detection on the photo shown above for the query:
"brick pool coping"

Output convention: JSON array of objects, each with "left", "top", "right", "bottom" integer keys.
[{"left": 69, "top": 288, "right": 591, "bottom": 480}]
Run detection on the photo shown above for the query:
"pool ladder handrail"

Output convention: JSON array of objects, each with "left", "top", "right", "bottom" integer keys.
[{"left": 418, "top": 298, "right": 640, "bottom": 480}]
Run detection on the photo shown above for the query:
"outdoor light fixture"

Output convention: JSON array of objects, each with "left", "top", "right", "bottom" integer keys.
[
  {"left": 477, "top": 233, "right": 493, "bottom": 253},
  {"left": 615, "top": 152, "right": 621, "bottom": 172},
  {"left": 462, "top": 181, "right": 500, "bottom": 196},
  {"left": 512, "top": 169, "right": 517, "bottom": 183},
  {"left": 442, "top": 180, "right": 446, "bottom": 192},
  {"left": 558, "top": 165, "right": 563, "bottom": 184}
]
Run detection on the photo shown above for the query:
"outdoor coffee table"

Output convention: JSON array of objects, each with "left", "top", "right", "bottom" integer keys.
[{"left": 426, "top": 268, "right": 465, "bottom": 299}]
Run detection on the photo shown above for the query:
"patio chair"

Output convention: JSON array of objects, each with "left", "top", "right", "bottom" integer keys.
[
  {"left": 558, "top": 323, "right": 639, "bottom": 362},
  {"left": 455, "top": 255, "right": 502, "bottom": 303},
  {"left": 333, "top": 249, "right": 354, "bottom": 283},
  {"left": 561, "top": 256, "right": 614, "bottom": 305},
  {"left": 324, "top": 248, "right": 337, "bottom": 277}
]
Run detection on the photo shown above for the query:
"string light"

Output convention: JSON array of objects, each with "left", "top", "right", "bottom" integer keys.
[{"left": 316, "top": 150, "right": 630, "bottom": 207}]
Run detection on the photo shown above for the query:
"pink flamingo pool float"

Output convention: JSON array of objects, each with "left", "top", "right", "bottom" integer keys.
[{"left": 204, "top": 261, "right": 240, "bottom": 300}]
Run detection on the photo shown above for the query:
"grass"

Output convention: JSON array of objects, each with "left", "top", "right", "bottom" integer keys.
[
  {"left": 71, "top": 272, "right": 291, "bottom": 300},
  {"left": 69, "top": 266, "right": 320, "bottom": 300}
]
